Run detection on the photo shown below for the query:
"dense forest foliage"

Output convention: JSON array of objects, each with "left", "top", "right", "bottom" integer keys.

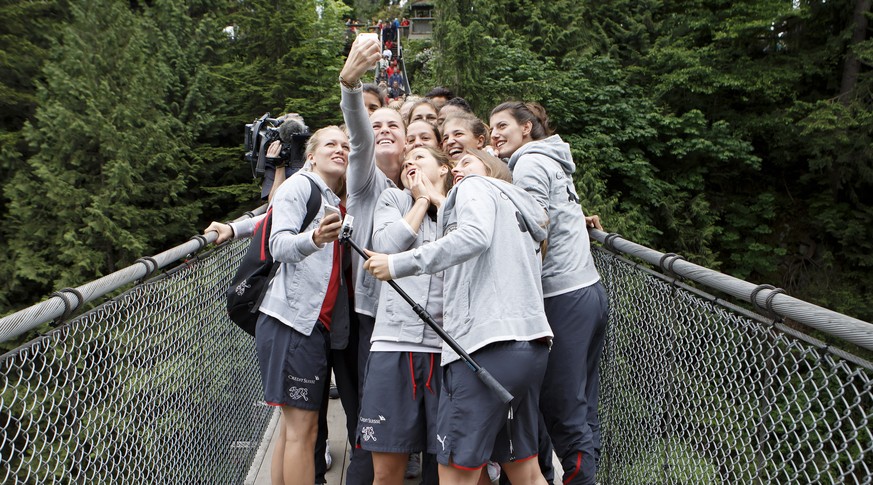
[{"left": 1, "top": 0, "right": 871, "bottom": 335}]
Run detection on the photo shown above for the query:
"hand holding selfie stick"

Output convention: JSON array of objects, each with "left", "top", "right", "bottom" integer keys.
[{"left": 339, "top": 215, "right": 513, "bottom": 404}]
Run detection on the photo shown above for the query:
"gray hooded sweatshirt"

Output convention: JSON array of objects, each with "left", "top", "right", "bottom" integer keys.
[
  {"left": 341, "top": 86, "right": 396, "bottom": 317},
  {"left": 508, "top": 135, "right": 600, "bottom": 297},
  {"left": 371, "top": 188, "right": 443, "bottom": 349},
  {"left": 389, "top": 175, "right": 554, "bottom": 365}
]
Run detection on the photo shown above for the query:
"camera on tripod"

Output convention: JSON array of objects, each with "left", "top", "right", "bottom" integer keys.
[{"left": 244, "top": 113, "right": 312, "bottom": 177}]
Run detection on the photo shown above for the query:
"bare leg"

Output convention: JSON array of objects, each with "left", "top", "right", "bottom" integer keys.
[
  {"left": 501, "top": 459, "right": 548, "bottom": 485},
  {"left": 280, "top": 405, "right": 319, "bottom": 485},
  {"left": 439, "top": 462, "right": 484, "bottom": 485},
  {"left": 271, "top": 414, "right": 285, "bottom": 485},
  {"left": 372, "top": 451, "right": 409, "bottom": 485},
  {"left": 477, "top": 466, "right": 493, "bottom": 485}
]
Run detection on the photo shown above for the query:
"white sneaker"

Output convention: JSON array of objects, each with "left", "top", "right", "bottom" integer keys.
[
  {"left": 486, "top": 461, "right": 500, "bottom": 482},
  {"left": 325, "top": 439, "right": 332, "bottom": 470}
]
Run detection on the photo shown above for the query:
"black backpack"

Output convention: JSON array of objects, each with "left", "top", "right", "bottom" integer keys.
[{"left": 227, "top": 176, "right": 321, "bottom": 336}]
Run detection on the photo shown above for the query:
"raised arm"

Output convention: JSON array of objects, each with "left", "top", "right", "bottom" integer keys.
[{"left": 340, "top": 36, "right": 381, "bottom": 196}]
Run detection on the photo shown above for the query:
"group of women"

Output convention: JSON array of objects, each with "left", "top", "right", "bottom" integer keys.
[{"left": 208, "top": 35, "right": 608, "bottom": 485}]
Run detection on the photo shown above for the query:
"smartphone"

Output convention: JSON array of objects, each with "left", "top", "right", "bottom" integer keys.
[
  {"left": 323, "top": 205, "right": 341, "bottom": 220},
  {"left": 357, "top": 32, "right": 379, "bottom": 44},
  {"left": 357, "top": 32, "right": 380, "bottom": 70}
]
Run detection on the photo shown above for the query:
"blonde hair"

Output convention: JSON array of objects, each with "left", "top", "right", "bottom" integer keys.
[
  {"left": 305, "top": 125, "right": 348, "bottom": 197},
  {"left": 464, "top": 148, "right": 511, "bottom": 183}
]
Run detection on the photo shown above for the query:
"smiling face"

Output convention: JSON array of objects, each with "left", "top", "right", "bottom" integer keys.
[
  {"left": 442, "top": 118, "right": 486, "bottom": 161},
  {"left": 371, "top": 108, "right": 406, "bottom": 161},
  {"left": 409, "top": 103, "right": 438, "bottom": 125},
  {"left": 307, "top": 127, "right": 350, "bottom": 183},
  {"left": 489, "top": 110, "right": 531, "bottom": 159},
  {"left": 405, "top": 120, "right": 440, "bottom": 153},
  {"left": 451, "top": 153, "right": 490, "bottom": 185},
  {"left": 402, "top": 147, "right": 450, "bottom": 193}
]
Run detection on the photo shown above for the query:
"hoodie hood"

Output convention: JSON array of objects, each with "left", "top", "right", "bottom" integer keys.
[
  {"left": 455, "top": 175, "right": 549, "bottom": 243},
  {"left": 508, "top": 134, "right": 575, "bottom": 176}
]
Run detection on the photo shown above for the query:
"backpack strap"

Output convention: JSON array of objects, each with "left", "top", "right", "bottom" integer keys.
[{"left": 253, "top": 175, "right": 324, "bottom": 310}]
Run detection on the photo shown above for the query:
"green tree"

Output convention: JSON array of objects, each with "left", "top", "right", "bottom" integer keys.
[{"left": 3, "top": 0, "right": 203, "bottom": 303}]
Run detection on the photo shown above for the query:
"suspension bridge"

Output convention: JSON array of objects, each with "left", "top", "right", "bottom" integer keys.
[{"left": 1, "top": 207, "right": 871, "bottom": 484}]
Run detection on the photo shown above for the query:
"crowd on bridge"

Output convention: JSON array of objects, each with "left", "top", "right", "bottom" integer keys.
[{"left": 207, "top": 35, "right": 608, "bottom": 485}]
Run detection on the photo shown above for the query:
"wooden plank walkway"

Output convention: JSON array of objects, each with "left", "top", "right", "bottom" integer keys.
[
  {"left": 248, "top": 387, "right": 564, "bottom": 485},
  {"left": 249, "top": 395, "right": 421, "bottom": 485}
]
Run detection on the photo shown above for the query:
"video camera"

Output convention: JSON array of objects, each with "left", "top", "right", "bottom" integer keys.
[{"left": 244, "top": 113, "right": 311, "bottom": 178}]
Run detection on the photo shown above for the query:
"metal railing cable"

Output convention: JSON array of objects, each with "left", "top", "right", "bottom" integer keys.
[
  {"left": 0, "top": 206, "right": 267, "bottom": 344},
  {"left": 590, "top": 229, "right": 873, "bottom": 352},
  {"left": 591, "top": 239, "right": 871, "bottom": 484},
  {"left": 1, "top": 209, "right": 270, "bottom": 484}
]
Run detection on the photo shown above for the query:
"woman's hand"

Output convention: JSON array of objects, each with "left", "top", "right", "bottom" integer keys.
[
  {"left": 313, "top": 213, "right": 343, "bottom": 246},
  {"left": 406, "top": 169, "right": 430, "bottom": 203},
  {"left": 204, "top": 221, "right": 233, "bottom": 244},
  {"left": 585, "top": 215, "right": 603, "bottom": 230},
  {"left": 363, "top": 250, "right": 392, "bottom": 281},
  {"left": 424, "top": 176, "right": 446, "bottom": 208},
  {"left": 340, "top": 36, "right": 382, "bottom": 86}
]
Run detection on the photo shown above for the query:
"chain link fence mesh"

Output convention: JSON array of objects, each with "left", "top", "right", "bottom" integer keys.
[
  {"left": 1, "top": 240, "right": 871, "bottom": 484},
  {"left": 0, "top": 239, "right": 274, "bottom": 484},
  {"left": 594, "top": 248, "right": 872, "bottom": 485}
]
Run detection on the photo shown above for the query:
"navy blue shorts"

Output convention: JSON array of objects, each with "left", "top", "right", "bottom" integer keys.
[
  {"left": 255, "top": 313, "right": 330, "bottom": 411},
  {"left": 357, "top": 351, "right": 442, "bottom": 453},
  {"left": 436, "top": 340, "right": 549, "bottom": 470}
]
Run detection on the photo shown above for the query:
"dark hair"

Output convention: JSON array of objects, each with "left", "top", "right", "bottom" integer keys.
[
  {"left": 363, "top": 83, "right": 386, "bottom": 107},
  {"left": 443, "top": 112, "right": 489, "bottom": 147},
  {"left": 443, "top": 96, "right": 472, "bottom": 113},
  {"left": 406, "top": 120, "right": 442, "bottom": 148},
  {"left": 490, "top": 101, "right": 553, "bottom": 140},
  {"left": 425, "top": 86, "right": 455, "bottom": 100}
]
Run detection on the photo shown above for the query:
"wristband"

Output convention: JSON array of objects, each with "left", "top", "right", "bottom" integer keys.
[
  {"left": 339, "top": 75, "right": 363, "bottom": 91},
  {"left": 416, "top": 196, "right": 430, "bottom": 203}
]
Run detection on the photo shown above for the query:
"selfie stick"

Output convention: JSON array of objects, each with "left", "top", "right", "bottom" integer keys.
[{"left": 339, "top": 215, "right": 513, "bottom": 404}]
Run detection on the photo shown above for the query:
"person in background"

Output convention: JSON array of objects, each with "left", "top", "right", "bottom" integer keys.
[
  {"left": 490, "top": 101, "right": 608, "bottom": 485},
  {"left": 389, "top": 80, "right": 404, "bottom": 102},
  {"left": 406, "top": 99, "right": 439, "bottom": 126},
  {"left": 424, "top": 86, "right": 455, "bottom": 111},
  {"left": 363, "top": 83, "right": 387, "bottom": 116},
  {"left": 400, "top": 96, "right": 422, "bottom": 122},
  {"left": 436, "top": 97, "right": 473, "bottom": 128}
]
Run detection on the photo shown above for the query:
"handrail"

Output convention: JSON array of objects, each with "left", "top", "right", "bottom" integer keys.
[
  {"left": 0, "top": 205, "right": 268, "bottom": 343},
  {"left": 590, "top": 229, "right": 873, "bottom": 352}
]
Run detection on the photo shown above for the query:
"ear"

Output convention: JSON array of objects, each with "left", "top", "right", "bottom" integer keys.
[
  {"left": 477, "top": 135, "right": 486, "bottom": 149},
  {"left": 522, "top": 120, "right": 533, "bottom": 138}
]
